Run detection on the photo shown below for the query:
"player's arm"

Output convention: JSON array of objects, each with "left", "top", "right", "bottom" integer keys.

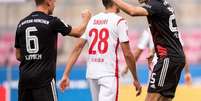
[
  {"left": 134, "top": 48, "right": 143, "bottom": 61},
  {"left": 121, "top": 42, "right": 142, "bottom": 96},
  {"left": 184, "top": 50, "right": 192, "bottom": 85},
  {"left": 122, "top": 48, "right": 142, "bottom": 75},
  {"left": 179, "top": 34, "right": 192, "bottom": 85},
  {"left": 60, "top": 39, "right": 87, "bottom": 92},
  {"left": 117, "top": 19, "right": 141, "bottom": 96},
  {"left": 112, "top": 0, "right": 148, "bottom": 16},
  {"left": 147, "top": 48, "right": 155, "bottom": 61},
  {"left": 121, "top": 42, "right": 137, "bottom": 80},
  {"left": 68, "top": 9, "right": 91, "bottom": 37},
  {"left": 147, "top": 48, "right": 155, "bottom": 70},
  {"left": 15, "top": 48, "right": 21, "bottom": 61},
  {"left": 123, "top": 29, "right": 151, "bottom": 75},
  {"left": 53, "top": 9, "right": 91, "bottom": 38}
]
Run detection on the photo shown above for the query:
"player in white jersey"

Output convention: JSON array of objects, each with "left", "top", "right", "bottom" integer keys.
[
  {"left": 59, "top": 0, "right": 142, "bottom": 101},
  {"left": 123, "top": 28, "right": 192, "bottom": 85}
]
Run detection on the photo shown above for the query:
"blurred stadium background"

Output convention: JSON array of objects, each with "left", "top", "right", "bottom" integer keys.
[{"left": 0, "top": 0, "right": 201, "bottom": 101}]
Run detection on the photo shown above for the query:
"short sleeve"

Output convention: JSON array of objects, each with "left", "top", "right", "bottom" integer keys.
[
  {"left": 137, "top": 29, "right": 150, "bottom": 49},
  {"left": 117, "top": 19, "right": 129, "bottom": 43},
  {"left": 51, "top": 17, "right": 72, "bottom": 36},
  {"left": 15, "top": 28, "right": 20, "bottom": 48},
  {"left": 141, "top": 1, "right": 162, "bottom": 16},
  {"left": 81, "top": 32, "right": 88, "bottom": 40}
]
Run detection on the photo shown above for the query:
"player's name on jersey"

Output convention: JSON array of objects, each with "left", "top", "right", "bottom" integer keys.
[
  {"left": 93, "top": 19, "right": 108, "bottom": 25},
  {"left": 19, "top": 19, "right": 50, "bottom": 27},
  {"left": 25, "top": 54, "right": 42, "bottom": 60},
  {"left": 90, "top": 57, "right": 104, "bottom": 62}
]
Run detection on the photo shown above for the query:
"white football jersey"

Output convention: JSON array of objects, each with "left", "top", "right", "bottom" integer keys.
[
  {"left": 81, "top": 12, "right": 129, "bottom": 79},
  {"left": 137, "top": 28, "right": 154, "bottom": 50}
]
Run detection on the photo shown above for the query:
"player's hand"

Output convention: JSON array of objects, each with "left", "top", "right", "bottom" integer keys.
[
  {"left": 185, "top": 73, "right": 192, "bottom": 86},
  {"left": 146, "top": 53, "right": 154, "bottom": 71},
  {"left": 59, "top": 75, "right": 70, "bottom": 92},
  {"left": 133, "top": 80, "right": 142, "bottom": 96},
  {"left": 81, "top": 9, "right": 92, "bottom": 22}
]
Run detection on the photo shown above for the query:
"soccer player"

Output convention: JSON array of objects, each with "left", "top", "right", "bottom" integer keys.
[
  {"left": 132, "top": 28, "right": 192, "bottom": 85},
  {"left": 14, "top": 0, "right": 91, "bottom": 100},
  {"left": 112, "top": 0, "right": 187, "bottom": 100},
  {"left": 59, "top": 0, "right": 142, "bottom": 101}
]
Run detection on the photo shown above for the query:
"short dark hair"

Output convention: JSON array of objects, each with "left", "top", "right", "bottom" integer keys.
[
  {"left": 34, "top": 0, "right": 45, "bottom": 6},
  {"left": 102, "top": 0, "right": 114, "bottom": 8}
]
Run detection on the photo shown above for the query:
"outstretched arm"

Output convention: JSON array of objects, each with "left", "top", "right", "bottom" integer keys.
[
  {"left": 69, "top": 9, "right": 91, "bottom": 37},
  {"left": 112, "top": 0, "right": 148, "bottom": 16},
  {"left": 60, "top": 39, "right": 87, "bottom": 91}
]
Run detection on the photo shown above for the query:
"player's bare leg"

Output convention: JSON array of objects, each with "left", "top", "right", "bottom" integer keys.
[
  {"left": 158, "top": 96, "right": 172, "bottom": 101},
  {"left": 145, "top": 93, "right": 172, "bottom": 101},
  {"left": 145, "top": 93, "right": 160, "bottom": 101}
]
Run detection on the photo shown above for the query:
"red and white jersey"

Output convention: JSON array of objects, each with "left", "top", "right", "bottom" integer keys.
[{"left": 81, "top": 12, "right": 129, "bottom": 79}]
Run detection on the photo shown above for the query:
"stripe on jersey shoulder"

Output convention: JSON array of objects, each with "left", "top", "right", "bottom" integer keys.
[{"left": 117, "top": 18, "right": 125, "bottom": 26}]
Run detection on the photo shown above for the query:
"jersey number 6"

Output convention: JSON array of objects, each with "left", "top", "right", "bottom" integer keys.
[
  {"left": 25, "top": 27, "right": 39, "bottom": 54},
  {"left": 89, "top": 28, "right": 109, "bottom": 55}
]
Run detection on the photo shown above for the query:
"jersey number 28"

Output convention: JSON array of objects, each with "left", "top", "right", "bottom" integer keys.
[{"left": 89, "top": 28, "right": 109, "bottom": 55}]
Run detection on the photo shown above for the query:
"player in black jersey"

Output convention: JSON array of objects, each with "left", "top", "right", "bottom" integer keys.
[
  {"left": 112, "top": 0, "right": 185, "bottom": 101},
  {"left": 15, "top": 0, "right": 91, "bottom": 101}
]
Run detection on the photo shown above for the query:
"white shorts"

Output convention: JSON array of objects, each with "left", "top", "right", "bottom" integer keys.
[{"left": 88, "top": 76, "right": 119, "bottom": 101}]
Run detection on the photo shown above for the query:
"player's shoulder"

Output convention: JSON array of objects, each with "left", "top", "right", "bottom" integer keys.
[
  {"left": 112, "top": 13, "right": 124, "bottom": 21},
  {"left": 115, "top": 15, "right": 126, "bottom": 26},
  {"left": 107, "top": 13, "right": 126, "bottom": 25},
  {"left": 17, "top": 11, "right": 56, "bottom": 28},
  {"left": 17, "top": 13, "right": 31, "bottom": 28},
  {"left": 30, "top": 11, "right": 58, "bottom": 22}
]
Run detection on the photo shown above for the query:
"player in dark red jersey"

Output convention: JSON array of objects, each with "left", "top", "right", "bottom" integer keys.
[
  {"left": 14, "top": 0, "right": 91, "bottom": 101},
  {"left": 112, "top": 0, "right": 185, "bottom": 101}
]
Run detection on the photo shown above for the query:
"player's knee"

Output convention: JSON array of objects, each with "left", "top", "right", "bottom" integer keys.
[{"left": 145, "top": 93, "right": 161, "bottom": 101}]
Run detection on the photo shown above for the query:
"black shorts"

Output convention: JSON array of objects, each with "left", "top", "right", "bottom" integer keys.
[
  {"left": 148, "top": 57, "right": 185, "bottom": 98},
  {"left": 18, "top": 79, "right": 58, "bottom": 101}
]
